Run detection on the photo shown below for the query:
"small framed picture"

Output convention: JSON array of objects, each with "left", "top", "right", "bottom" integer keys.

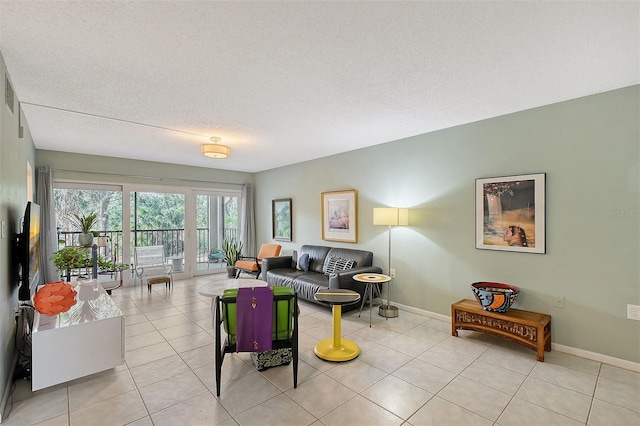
[
  {"left": 272, "top": 198, "right": 292, "bottom": 241},
  {"left": 321, "top": 189, "right": 357, "bottom": 243},
  {"left": 476, "top": 173, "right": 546, "bottom": 253}
]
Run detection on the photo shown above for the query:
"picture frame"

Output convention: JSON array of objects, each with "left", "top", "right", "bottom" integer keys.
[
  {"left": 272, "top": 198, "right": 292, "bottom": 242},
  {"left": 476, "top": 173, "right": 546, "bottom": 253},
  {"left": 321, "top": 189, "right": 357, "bottom": 243}
]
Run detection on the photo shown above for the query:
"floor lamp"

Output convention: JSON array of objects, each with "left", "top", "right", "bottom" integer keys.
[{"left": 373, "top": 207, "right": 408, "bottom": 318}]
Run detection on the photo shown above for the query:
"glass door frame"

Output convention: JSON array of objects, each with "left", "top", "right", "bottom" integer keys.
[
  {"left": 192, "top": 189, "right": 242, "bottom": 277},
  {"left": 53, "top": 180, "right": 242, "bottom": 283}
]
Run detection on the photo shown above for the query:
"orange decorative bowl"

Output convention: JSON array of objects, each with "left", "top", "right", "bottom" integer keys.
[
  {"left": 34, "top": 281, "right": 77, "bottom": 315},
  {"left": 471, "top": 282, "right": 519, "bottom": 313}
]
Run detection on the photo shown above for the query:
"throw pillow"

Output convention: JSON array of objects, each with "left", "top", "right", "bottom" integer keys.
[
  {"left": 324, "top": 257, "right": 355, "bottom": 276},
  {"left": 297, "top": 253, "right": 310, "bottom": 271}
]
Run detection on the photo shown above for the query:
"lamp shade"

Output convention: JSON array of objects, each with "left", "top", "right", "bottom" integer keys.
[
  {"left": 373, "top": 207, "right": 409, "bottom": 226},
  {"left": 201, "top": 143, "right": 230, "bottom": 159}
]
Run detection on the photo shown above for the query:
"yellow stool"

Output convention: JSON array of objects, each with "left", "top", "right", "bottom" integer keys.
[
  {"left": 147, "top": 275, "right": 171, "bottom": 293},
  {"left": 313, "top": 289, "right": 361, "bottom": 362}
]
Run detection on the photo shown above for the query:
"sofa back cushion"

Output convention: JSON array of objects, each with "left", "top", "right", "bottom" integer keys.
[
  {"left": 298, "top": 245, "right": 332, "bottom": 274},
  {"left": 325, "top": 247, "right": 373, "bottom": 269}
]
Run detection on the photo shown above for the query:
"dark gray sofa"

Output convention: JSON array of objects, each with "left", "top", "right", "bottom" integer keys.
[{"left": 261, "top": 245, "right": 382, "bottom": 311}]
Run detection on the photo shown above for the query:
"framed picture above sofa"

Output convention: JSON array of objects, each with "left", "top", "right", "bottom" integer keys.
[
  {"left": 476, "top": 173, "right": 546, "bottom": 253},
  {"left": 321, "top": 189, "right": 357, "bottom": 243},
  {"left": 272, "top": 198, "right": 292, "bottom": 241}
]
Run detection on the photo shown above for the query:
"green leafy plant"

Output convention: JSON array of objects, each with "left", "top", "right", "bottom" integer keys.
[
  {"left": 70, "top": 212, "right": 99, "bottom": 234},
  {"left": 97, "top": 257, "right": 130, "bottom": 271},
  {"left": 51, "top": 246, "right": 90, "bottom": 272},
  {"left": 222, "top": 238, "right": 244, "bottom": 266}
]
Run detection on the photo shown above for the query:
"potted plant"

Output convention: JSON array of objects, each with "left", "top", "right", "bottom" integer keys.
[
  {"left": 70, "top": 212, "right": 99, "bottom": 246},
  {"left": 222, "top": 238, "right": 244, "bottom": 278},
  {"left": 97, "top": 257, "right": 130, "bottom": 273},
  {"left": 51, "top": 246, "right": 90, "bottom": 282}
]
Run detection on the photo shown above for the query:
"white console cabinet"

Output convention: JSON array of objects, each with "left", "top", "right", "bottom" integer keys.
[{"left": 32, "top": 280, "right": 125, "bottom": 391}]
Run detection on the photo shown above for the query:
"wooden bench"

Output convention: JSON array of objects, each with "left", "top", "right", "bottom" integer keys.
[
  {"left": 451, "top": 299, "right": 551, "bottom": 361},
  {"left": 134, "top": 245, "right": 173, "bottom": 287}
]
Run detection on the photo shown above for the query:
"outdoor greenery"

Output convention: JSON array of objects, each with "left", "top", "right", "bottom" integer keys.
[{"left": 54, "top": 188, "right": 240, "bottom": 264}]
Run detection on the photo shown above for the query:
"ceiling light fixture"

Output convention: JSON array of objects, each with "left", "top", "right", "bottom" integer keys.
[{"left": 201, "top": 137, "right": 230, "bottom": 159}]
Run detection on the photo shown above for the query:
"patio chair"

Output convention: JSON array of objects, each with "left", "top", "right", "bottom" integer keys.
[
  {"left": 234, "top": 243, "right": 281, "bottom": 279},
  {"left": 214, "top": 286, "right": 298, "bottom": 396},
  {"left": 134, "top": 245, "right": 173, "bottom": 286},
  {"left": 208, "top": 248, "right": 226, "bottom": 269}
]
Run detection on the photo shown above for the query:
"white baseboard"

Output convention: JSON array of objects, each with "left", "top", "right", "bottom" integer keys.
[
  {"left": 0, "top": 353, "right": 18, "bottom": 424},
  {"left": 551, "top": 343, "right": 640, "bottom": 373},
  {"left": 394, "top": 302, "right": 640, "bottom": 372}
]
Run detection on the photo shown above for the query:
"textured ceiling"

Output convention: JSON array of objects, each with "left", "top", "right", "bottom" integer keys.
[{"left": 1, "top": 1, "right": 638, "bottom": 173}]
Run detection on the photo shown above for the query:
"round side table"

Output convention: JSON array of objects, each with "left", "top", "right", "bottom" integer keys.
[
  {"left": 354, "top": 273, "right": 396, "bottom": 318},
  {"left": 353, "top": 273, "right": 390, "bottom": 326},
  {"left": 313, "top": 289, "right": 361, "bottom": 362}
]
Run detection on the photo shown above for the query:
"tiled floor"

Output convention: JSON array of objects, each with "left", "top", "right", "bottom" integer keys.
[{"left": 4, "top": 276, "right": 639, "bottom": 426}]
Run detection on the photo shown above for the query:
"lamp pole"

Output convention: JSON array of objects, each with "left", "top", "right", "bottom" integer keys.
[{"left": 379, "top": 224, "right": 398, "bottom": 318}]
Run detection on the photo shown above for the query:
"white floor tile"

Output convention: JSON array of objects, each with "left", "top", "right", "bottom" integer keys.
[
  {"left": 320, "top": 394, "right": 403, "bottom": 426},
  {"left": 516, "top": 377, "right": 592, "bottom": 422},
  {"left": 6, "top": 276, "right": 638, "bottom": 426},
  {"left": 138, "top": 370, "right": 208, "bottom": 414},
  {"left": 408, "top": 396, "right": 493, "bottom": 426}
]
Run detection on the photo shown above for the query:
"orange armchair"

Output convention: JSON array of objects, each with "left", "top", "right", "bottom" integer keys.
[{"left": 235, "top": 243, "right": 282, "bottom": 279}]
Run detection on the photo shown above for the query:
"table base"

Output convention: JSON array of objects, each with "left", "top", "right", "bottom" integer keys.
[
  {"left": 314, "top": 339, "right": 360, "bottom": 361},
  {"left": 379, "top": 304, "right": 399, "bottom": 318}
]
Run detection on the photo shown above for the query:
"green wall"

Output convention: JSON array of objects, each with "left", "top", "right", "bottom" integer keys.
[
  {"left": 0, "top": 54, "right": 36, "bottom": 418},
  {"left": 255, "top": 86, "right": 640, "bottom": 363}
]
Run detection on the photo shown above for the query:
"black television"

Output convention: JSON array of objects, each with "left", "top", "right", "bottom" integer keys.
[{"left": 16, "top": 202, "right": 41, "bottom": 301}]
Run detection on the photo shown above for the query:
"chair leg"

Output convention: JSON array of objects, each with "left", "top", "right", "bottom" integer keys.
[
  {"left": 215, "top": 349, "right": 222, "bottom": 397},
  {"left": 292, "top": 296, "right": 299, "bottom": 389},
  {"left": 214, "top": 296, "right": 223, "bottom": 397}
]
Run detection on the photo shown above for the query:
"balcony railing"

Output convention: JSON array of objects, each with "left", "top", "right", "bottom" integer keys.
[{"left": 57, "top": 228, "right": 238, "bottom": 266}]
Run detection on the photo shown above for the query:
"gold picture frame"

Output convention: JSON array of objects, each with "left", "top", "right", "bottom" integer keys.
[{"left": 321, "top": 190, "right": 357, "bottom": 243}]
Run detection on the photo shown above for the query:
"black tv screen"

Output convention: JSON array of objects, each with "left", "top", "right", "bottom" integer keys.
[{"left": 18, "top": 202, "right": 41, "bottom": 301}]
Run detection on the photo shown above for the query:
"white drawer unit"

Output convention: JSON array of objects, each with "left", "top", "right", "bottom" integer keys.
[{"left": 31, "top": 280, "right": 125, "bottom": 391}]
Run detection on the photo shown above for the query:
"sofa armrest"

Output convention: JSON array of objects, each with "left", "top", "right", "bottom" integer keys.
[
  {"left": 261, "top": 256, "right": 294, "bottom": 274},
  {"left": 328, "top": 266, "right": 383, "bottom": 290}
]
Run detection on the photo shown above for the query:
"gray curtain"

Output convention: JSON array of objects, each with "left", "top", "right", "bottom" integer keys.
[
  {"left": 36, "top": 165, "right": 60, "bottom": 283},
  {"left": 239, "top": 183, "right": 256, "bottom": 257}
]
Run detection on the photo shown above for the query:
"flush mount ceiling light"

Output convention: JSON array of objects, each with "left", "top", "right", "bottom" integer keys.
[{"left": 201, "top": 137, "right": 230, "bottom": 159}]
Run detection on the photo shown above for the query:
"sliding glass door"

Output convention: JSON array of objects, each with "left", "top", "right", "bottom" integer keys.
[
  {"left": 194, "top": 192, "right": 240, "bottom": 275},
  {"left": 54, "top": 181, "right": 241, "bottom": 282},
  {"left": 53, "top": 182, "right": 124, "bottom": 280},
  {"left": 130, "top": 191, "right": 186, "bottom": 273}
]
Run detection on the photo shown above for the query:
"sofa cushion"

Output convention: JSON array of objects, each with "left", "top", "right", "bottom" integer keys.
[
  {"left": 323, "top": 256, "right": 355, "bottom": 276},
  {"left": 298, "top": 245, "right": 332, "bottom": 274},
  {"left": 297, "top": 253, "right": 310, "bottom": 271},
  {"left": 266, "top": 269, "right": 329, "bottom": 302}
]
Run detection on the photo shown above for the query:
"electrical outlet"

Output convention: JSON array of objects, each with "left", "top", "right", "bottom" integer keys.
[
  {"left": 389, "top": 269, "right": 396, "bottom": 278},
  {"left": 554, "top": 296, "right": 564, "bottom": 308},
  {"left": 627, "top": 304, "right": 640, "bottom": 321}
]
